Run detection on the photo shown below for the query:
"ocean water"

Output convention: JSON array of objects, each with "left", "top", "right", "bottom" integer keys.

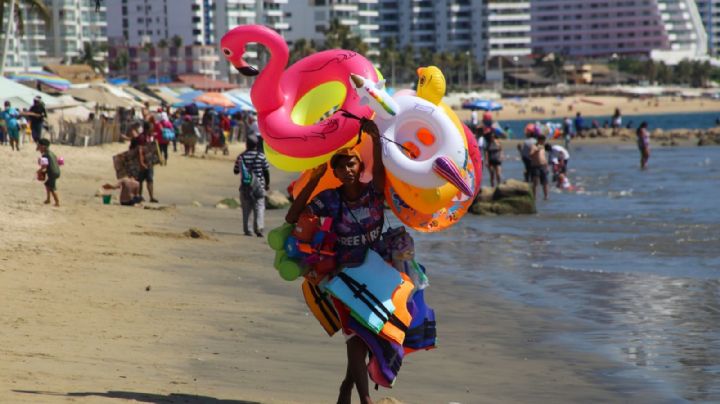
[
  {"left": 501, "top": 111, "right": 720, "bottom": 139},
  {"left": 414, "top": 144, "right": 720, "bottom": 402}
]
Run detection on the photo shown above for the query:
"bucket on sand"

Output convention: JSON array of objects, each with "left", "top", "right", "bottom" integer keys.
[{"left": 102, "top": 194, "right": 112, "bottom": 204}]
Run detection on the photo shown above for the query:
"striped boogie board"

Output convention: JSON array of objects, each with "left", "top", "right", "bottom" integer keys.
[{"left": 301, "top": 279, "right": 341, "bottom": 336}]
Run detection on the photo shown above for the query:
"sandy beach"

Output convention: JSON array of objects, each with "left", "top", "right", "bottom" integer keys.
[
  {"left": 454, "top": 95, "right": 720, "bottom": 122},
  {"left": 0, "top": 141, "right": 665, "bottom": 403}
]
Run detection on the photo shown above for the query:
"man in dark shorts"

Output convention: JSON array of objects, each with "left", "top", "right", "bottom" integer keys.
[
  {"left": 27, "top": 96, "right": 47, "bottom": 144},
  {"left": 529, "top": 134, "right": 549, "bottom": 201},
  {"left": 37, "top": 139, "right": 60, "bottom": 206}
]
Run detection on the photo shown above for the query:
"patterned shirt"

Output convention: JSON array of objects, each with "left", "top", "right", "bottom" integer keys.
[
  {"left": 307, "top": 183, "right": 385, "bottom": 267},
  {"left": 234, "top": 150, "right": 270, "bottom": 188}
]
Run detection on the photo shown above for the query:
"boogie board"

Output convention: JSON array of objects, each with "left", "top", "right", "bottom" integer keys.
[{"left": 112, "top": 142, "right": 161, "bottom": 179}]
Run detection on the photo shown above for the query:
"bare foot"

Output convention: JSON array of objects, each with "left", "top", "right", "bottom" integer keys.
[
  {"left": 53, "top": 203, "right": 60, "bottom": 207},
  {"left": 44, "top": 200, "right": 51, "bottom": 204}
]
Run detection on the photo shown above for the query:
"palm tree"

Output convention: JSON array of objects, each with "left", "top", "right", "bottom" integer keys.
[
  {"left": 0, "top": 0, "right": 52, "bottom": 75},
  {"left": 73, "top": 42, "right": 106, "bottom": 72}
]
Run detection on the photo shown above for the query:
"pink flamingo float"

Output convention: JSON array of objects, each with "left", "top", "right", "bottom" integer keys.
[{"left": 220, "top": 25, "right": 378, "bottom": 158}]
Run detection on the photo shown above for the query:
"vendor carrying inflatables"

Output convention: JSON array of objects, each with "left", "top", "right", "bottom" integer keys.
[{"left": 285, "top": 120, "right": 386, "bottom": 404}]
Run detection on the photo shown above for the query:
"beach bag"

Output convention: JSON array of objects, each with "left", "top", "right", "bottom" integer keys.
[
  {"left": 301, "top": 279, "right": 341, "bottom": 336},
  {"left": 161, "top": 126, "right": 176, "bottom": 141},
  {"left": 240, "top": 159, "right": 264, "bottom": 200}
]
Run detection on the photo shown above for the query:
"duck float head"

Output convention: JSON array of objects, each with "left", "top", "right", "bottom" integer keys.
[
  {"left": 416, "top": 66, "right": 446, "bottom": 106},
  {"left": 350, "top": 74, "right": 471, "bottom": 196},
  {"left": 220, "top": 25, "right": 378, "bottom": 164}
]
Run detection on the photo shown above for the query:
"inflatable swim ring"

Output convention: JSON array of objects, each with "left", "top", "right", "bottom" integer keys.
[{"left": 220, "top": 25, "right": 377, "bottom": 159}]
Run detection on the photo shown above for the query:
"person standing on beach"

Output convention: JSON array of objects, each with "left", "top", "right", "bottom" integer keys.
[
  {"left": 637, "top": 121, "right": 650, "bottom": 170},
  {"left": 37, "top": 139, "right": 60, "bottom": 206},
  {"left": 574, "top": 112, "right": 584, "bottom": 137},
  {"left": 529, "top": 134, "right": 549, "bottom": 201},
  {"left": 612, "top": 108, "right": 622, "bottom": 129},
  {"left": 562, "top": 116, "right": 573, "bottom": 149},
  {"left": 1, "top": 101, "right": 21, "bottom": 151},
  {"left": 234, "top": 135, "right": 270, "bottom": 237},
  {"left": 285, "top": 120, "right": 386, "bottom": 404},
  {"left": 180, "top": 115, "right": 197, "bottom": 156},
  {"left": 137, "top": 121, "right": 159, "bottom": 203}
]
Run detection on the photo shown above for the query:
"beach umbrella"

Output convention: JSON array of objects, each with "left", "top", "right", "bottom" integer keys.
[
  {"left": 194, "top": 92, "right": 236, "bottom": 108},
  {"left": 9, "top": 72, "right": 71, "bottom": 91},
  {"left": 462, "top": 99, "right": 503, "bottom": 111}
]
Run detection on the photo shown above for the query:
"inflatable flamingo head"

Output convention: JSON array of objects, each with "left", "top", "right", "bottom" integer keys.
[{"left": 220, "top": 25, "right": 289, "bottom": 77}]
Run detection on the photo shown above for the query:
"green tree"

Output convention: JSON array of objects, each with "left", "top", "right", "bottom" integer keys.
[
  {"left": 171, "top": 34, "right": 183, "bottom": 49},
  {"left": 73, "top": 41, "right": 106, "bottom": 71},
  {"left": 0, "top": 0, "right": 52, "bottom": 75},
  {"left": 322, "top": 18, "right": 368, "bottom": 55},
  {"left": 290, "top": 38, "right": 317, "bottom": 64},
  {"left": 110, "top": 49, "right": 128, "bottom": 77},
  {"left": 378, "top": 37, "right": 399, "bottom": 87}
]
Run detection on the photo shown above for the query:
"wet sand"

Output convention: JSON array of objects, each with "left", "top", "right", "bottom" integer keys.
[{"left": 0, "top": 142, "right": 661, "bottom": 403}]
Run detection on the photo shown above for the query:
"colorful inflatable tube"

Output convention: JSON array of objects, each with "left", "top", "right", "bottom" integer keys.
[{"left": 220, "top": 25, "right": 377, "bottom": 159}]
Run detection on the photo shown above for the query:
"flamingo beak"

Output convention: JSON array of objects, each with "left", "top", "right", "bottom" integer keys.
[
  {"left": 234, "top": 58, "right": 258, "bottom": 76},
  {"left": 432, "top": 156, "right": 473, "bottom": 197}
]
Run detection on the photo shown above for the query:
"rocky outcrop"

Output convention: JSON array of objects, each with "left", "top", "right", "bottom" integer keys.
[
  {"left": 265, "top": 190, "right": 291, "bottom": 210},
  {"left": 470, "top": 179, "right": 536, "bottom": 215}
]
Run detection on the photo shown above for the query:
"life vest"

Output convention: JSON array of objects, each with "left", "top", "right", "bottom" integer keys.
[
  {"left": 325, "top": 250, "right": 413, "bottom": 344},
  {"left": 301, "top": 279, "right": 341, "bottom": 337}
]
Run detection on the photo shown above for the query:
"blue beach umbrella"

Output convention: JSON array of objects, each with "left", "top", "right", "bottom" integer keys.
[{"left": 462, "top": 99, "right": 503, "bottom": 111}]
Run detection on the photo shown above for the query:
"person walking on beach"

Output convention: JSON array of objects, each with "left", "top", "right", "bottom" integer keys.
[
  {"left": 156, "top": 112, "right": 173, "bottom": 164},
  {"left": 2, "top": 101, "right": 21, "bottom": 151},
  {"left": 637, "top": 121, "right": 650, "bottom": 170},
  {"left": 530, "top": 134, "right": 549, "bottom": 201},
  {"left": 180, "top": 115, "right": 198, "bottom": 156},
  {"left": 26, "top": 96, "right": 47, "bottom": 144},
  {"left": 285, "top": 120, "right": 386, "bottom": 404},
  {"left": 612, "top": 108, "right": 622, "bottom": 129},
  {"left": 37, "top": 139, "right": 60, "bottom": 206},
  {"left": 486, "top": 131, "right": 503, "bottom": 187},
  {"left": 234, "top": 135, "right": 270, "bottom": 237}
]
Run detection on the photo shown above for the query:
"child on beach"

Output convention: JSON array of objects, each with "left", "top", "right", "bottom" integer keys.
[
  {"left": 102, "top": 176, "right": 143, "bottom": 206},
  {"left": 37, "top": 139, "right": 60, "bottom": 206},
  {"left": 485, "top": 131, "right": 503, "bottom": 187},
  {"left": 1, "top": 101, "right": 21, "bottom": 151}
]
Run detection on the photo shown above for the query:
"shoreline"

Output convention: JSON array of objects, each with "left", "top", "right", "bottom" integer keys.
[
  {"left": 0, "top": 142, "right": 666, "bottom": 403},
  {"left": 453, "top": 95, "right": 720, "bottom": 122}
]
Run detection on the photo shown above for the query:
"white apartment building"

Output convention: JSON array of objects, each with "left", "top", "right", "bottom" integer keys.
[
  {"left": 284, "top": 0, "right": 379, "bottom": 56},
  {"left": 377, "top": 0, "right": 530, "bottom": 68},
  {"left": 107, "top": 0, "right": 289, "bottom": 80},
  {"left": 484, "top": 0, "right": 531, "bottom": 59},
  {"left": 696, "top": 0, "right": 720, "bottom": 55},
  {"left": 0, "top": 0, "right": 108, "bottom": 74},
  {"left": 46, "top": 0, "right": 108, "bottom": 63},
  {"left": 107, "top": 0, "right": 215, "bottom": 46},
  {"left": 650, "top": 0, "right": 708, "bottom": 64}
]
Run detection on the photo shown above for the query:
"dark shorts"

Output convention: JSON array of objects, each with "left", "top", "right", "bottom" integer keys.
[
  {"left": 489, "top": 158, "right": 502, "bottom": 167},
  {"left": 45, "top": 175, "right": 58, "bottom": 191},
  {"left": 138, "top": 167, "right": 154, "bottom": 182},
  {"left": 531, "top": 166, "right": 548, "bottom": 185},
  {"left": 31, "top": 122, "right": 42, "bottom": 141},
  {"left": 121, "top": 196, "right": 143, "bottom": 206}
]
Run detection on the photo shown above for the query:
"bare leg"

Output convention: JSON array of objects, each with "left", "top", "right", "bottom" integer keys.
[
  {"left": 346, "top": 336, "right": 373, "bottom": 404},
  {"left": 147, "top": 181, "right": 158, "bottom": 203},
  {"left": 51, "top": 190, "right": 59, "bottom": 207},
  {"left": 496, "top": 165, "right": 503, "bottom": 185},
  {"left": 532, "top": 176, "right": 539, "bottom": 199},
  {"left": 336, "top": 362, "right": 353, "bottom": 404},
  {"left": 44, "top": 186, "right": 51, "bottom": 204},
  {"left": 543, "top": 183, "right": 549, "bottom": 200}
]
